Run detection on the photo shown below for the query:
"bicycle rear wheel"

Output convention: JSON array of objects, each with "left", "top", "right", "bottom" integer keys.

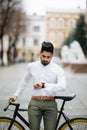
[
  {"left": 0, "top": 117, "right": 24, "bottom": 130},
  {"left": 59, "top": 117, "right": 87, "bottom": 130}
]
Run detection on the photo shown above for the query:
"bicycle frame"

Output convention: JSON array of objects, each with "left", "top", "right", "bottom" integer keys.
[
  {"left": 4, "top": 102, "right": 30, "bottom": 129},
  {"left": 55, "top": 95, "right": 76, "bottom": 130},
  {"left": 4, "top": 94, "right": 76, "bottom": 130},
  {"left": 55, "top": 99, "right": 73, "bottom": 130}
]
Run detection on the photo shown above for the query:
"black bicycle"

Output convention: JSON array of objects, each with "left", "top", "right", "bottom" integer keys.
[{"left": 0, "top": 94, "right": 87, "bottom": 130}]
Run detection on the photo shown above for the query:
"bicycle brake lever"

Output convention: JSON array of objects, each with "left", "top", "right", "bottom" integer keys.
[{"left": 4, "top": 102, "right": 11, "bottom": 111}]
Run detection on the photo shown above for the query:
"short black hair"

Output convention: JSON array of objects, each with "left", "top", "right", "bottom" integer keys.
[{"left": 41, "top": 41, "right": 54, "bottom": 53}]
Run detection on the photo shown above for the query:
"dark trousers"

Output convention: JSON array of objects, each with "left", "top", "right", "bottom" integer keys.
[{"left": 28, "top": 99, "right": 57, "bottom": 130}]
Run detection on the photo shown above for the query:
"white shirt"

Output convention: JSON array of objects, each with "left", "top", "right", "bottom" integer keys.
[{"left": 15, "top": 60, "right": 66, "bottom": 97}]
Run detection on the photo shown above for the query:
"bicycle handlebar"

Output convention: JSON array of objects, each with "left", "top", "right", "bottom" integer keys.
[{"left": 4, "top": 101, "right": 20, "bottom": 111}]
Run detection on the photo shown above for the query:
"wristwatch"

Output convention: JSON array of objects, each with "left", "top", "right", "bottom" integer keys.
[{"left": 42, "top": 83, "right": 45, "bottom": 88}]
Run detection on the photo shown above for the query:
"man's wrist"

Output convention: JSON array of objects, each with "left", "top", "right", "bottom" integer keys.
[{"left": 42, "top": 83, "right": 45, "bottom": 88}]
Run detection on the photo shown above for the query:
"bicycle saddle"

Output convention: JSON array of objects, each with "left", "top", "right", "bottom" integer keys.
[{"left": 54, "top": 94, "right": 76, "bottom": 101}]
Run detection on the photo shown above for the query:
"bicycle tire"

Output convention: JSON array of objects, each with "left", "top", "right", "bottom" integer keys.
[
  {"left": 58, "top": 117, "right": 87, "bottom": 130},
  {"left": 0, "top": 117, "right": 25, "bottom": 130}
]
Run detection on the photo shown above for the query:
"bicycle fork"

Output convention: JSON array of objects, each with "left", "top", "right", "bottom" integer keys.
[
  {"left": 8, "top": 118, "right": 15, "bottom": 130},
  {"left": 8, "top": 104, "right": 20, "bottom": 130}
]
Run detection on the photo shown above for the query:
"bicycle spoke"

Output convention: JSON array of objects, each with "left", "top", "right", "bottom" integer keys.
[
  {"left": 0, "top": 117, "right": 24, "bottom": 130},
  {"left": 70, "top": 122, "right": 87, "bottom": 130},
  {"left": 0, "top": 122, "right": 17, "bottom": 130},
  {"left": 60, "top": 118, "right": 87, "bottom": 130}
]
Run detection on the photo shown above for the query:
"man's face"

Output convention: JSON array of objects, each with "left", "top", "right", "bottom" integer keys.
[{"left": 40, "top": 51, "right": 53, "bottom": 66}]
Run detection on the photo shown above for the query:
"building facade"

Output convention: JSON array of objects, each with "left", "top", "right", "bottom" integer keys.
[
  {"left": 17, "top": 13, "right": 46, "bottom": 61},
  {"left": 17, "top": 9, "right": 84, "bottom": 61},
  {"left": 46, "top": 8, "right": 81, "bottom": 55}
]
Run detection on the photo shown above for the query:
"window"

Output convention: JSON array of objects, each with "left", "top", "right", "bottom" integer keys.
[
  {"left": 68, "top": 20, "right": 75, "bottom": 29},
  {"left": 33, "top": 26, "right": 40, "bottom": 32},
  {"left": 48, "top": 32, "right": 55, "bottom": 42},
  {"left": 49, "top": 18, "right": 56, "bottom": 29},
  {"left": 34, "top": 39, "right": 39, "bottom": 46},
  {"left": 58, "top": 19, "right": 64, "bottom": 28},
  {"left": 57, "top": 33, "right": 64, "bottom": 44}
]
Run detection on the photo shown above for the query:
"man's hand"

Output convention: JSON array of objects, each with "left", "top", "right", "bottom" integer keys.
[
  {"left": 33, "top": 83, "right": 42, "bottom": 90},
  {"left": 9, "top": 95, "right": 17, "bottom": 102}
]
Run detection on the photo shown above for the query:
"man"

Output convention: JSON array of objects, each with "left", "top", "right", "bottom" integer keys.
[{"left": 10, "top": 41, "right": 66, "bottom": 130}]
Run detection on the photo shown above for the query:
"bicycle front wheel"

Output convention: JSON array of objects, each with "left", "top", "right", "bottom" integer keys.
[
  {"left": 59, "top": 117, "right": 87, "bottom": 130},
  {"left": 0, "top": 117, "right": 24, "bottom": 130}
]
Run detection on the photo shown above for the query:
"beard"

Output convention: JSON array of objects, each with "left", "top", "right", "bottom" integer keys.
[{"left": 41, "top": 60, "right": 50, "bottom": 66}]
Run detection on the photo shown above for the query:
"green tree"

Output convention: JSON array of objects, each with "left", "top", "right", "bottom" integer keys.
[
  {"left": 73, "top": 15, "right": 87, "bottom": 55},
  {"left": 64, "top": 31, "right": 75, "bottom": 47},
  {"left": 64, "top": 14, "right": 87, "bottom": 55}
]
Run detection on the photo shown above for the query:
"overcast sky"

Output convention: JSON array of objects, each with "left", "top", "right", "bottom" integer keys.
[{"left": 22, "top": 0, "right": 86, "bottom": 15}]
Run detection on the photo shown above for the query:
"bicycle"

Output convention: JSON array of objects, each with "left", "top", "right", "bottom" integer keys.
[{"left": 0, "top": 94, "right": 87, "bottom": 130}]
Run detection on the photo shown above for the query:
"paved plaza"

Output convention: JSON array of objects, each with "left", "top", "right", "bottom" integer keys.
[{"left": 0, "top": 58, "right": 87, "bottom": 125}]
